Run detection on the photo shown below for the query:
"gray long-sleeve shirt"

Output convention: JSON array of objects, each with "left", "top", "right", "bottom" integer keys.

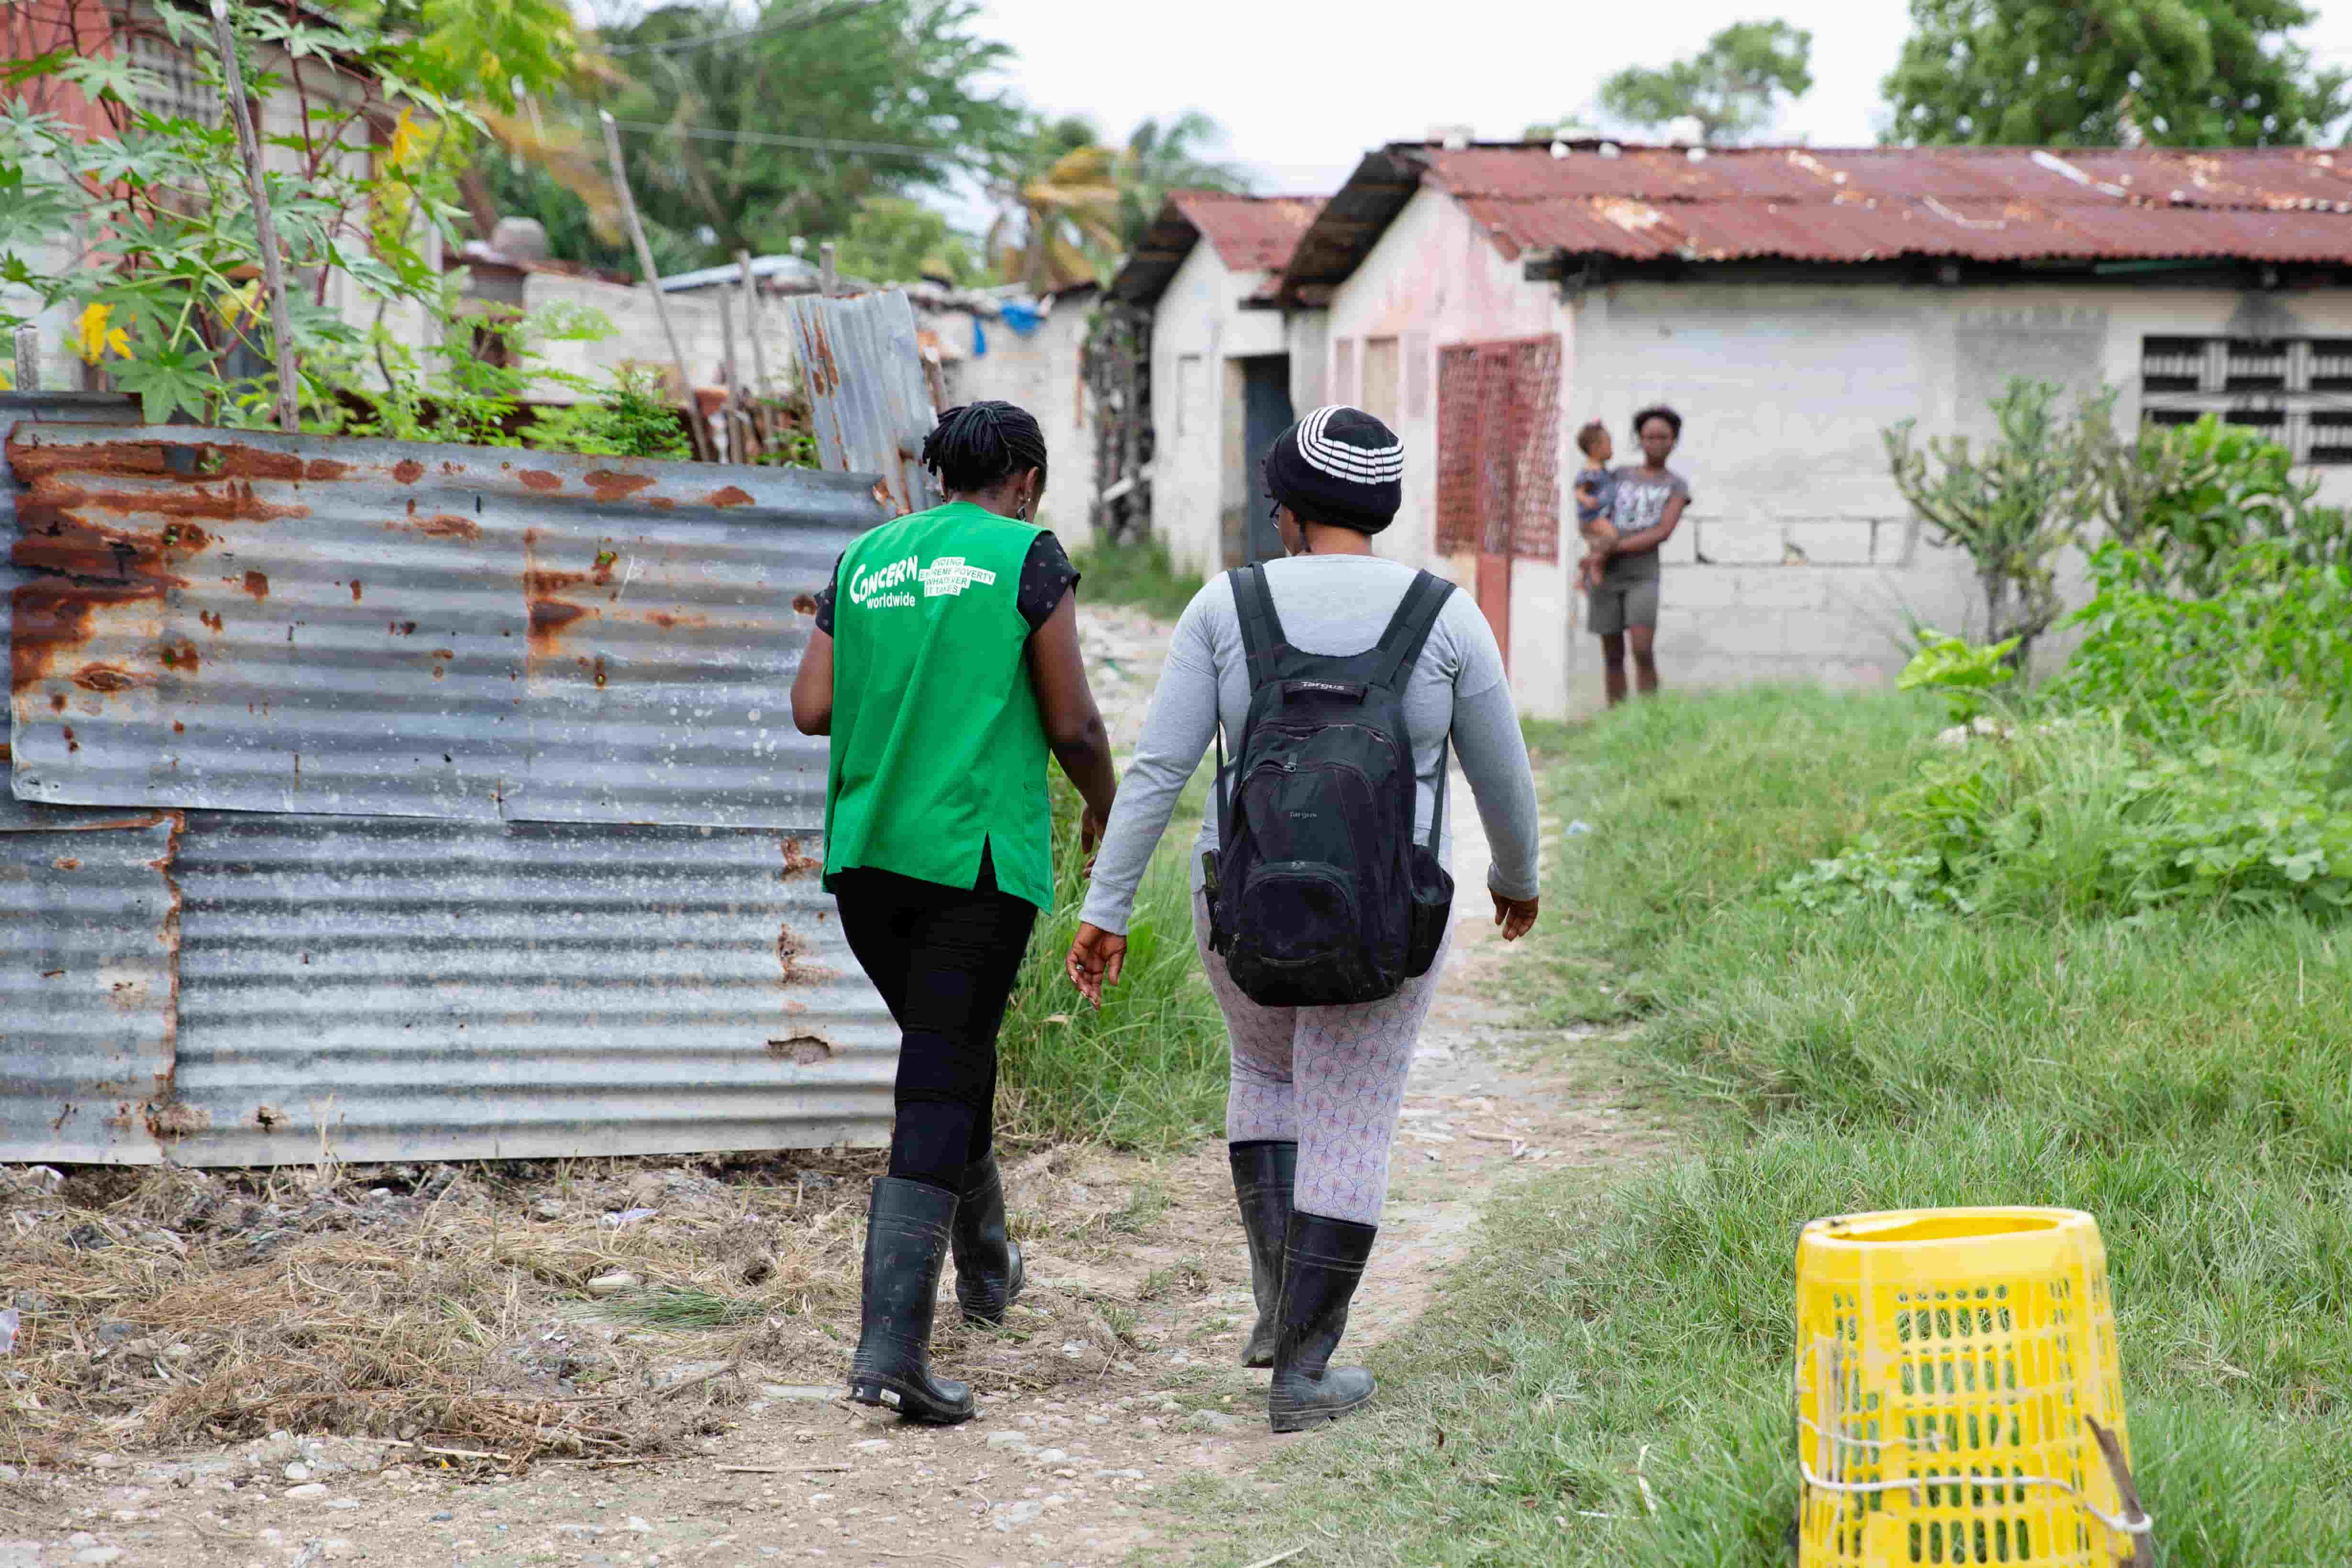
[{"left": 1079, "top": 556, "right": 1542, "bottom": 936}]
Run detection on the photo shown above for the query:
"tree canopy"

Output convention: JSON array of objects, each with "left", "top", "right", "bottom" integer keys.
[
  {"left": 585, "top": 0, "right": 1020, "bottom": 265},
  {"left": 1594, "top": 20, "right": 1814, "bottom": 144},
  {"left": 1114, "top": 111, "right": 1249, "bottom": 247},
  {"left": 1883, "top": 0, "right": 2352, "bottom": 146},
  {"left": 444, "top": 1, "right": 1248, "bottom": 288}
]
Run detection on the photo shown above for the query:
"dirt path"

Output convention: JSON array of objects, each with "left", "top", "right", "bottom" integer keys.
[{"left": 2, "top": 608, "right": 1672, "bottom": 1568}]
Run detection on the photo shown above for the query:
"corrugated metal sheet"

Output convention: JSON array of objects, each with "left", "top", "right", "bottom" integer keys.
[
  {"left": 8, "top": 418, "right": 904, "bottom": 1166},
  {"left": 780, "top": 289, "right": 943, "bottom": 517},
  {"left": 0, "top": 391, "right": 146, "bottom": 833},
  {"left": 162, "top": 812, "right": 890, "bottom": 1165},
  {"left": 8, "top": 423, "right": 884, "bottom": 828},
  {"left": 1424, "top": 143, "right": 2352, "bottom": 210},
  {"left": 0, "top": 816, "right": 181, "bottom": 1163},
  {"left": 1281, "top": 142, "right": 2352, "bottom": 300}
]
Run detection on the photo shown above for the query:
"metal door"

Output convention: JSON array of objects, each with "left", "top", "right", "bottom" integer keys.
[{"left": 1238, "top": 356, "right": 1294, "bottom": 565}]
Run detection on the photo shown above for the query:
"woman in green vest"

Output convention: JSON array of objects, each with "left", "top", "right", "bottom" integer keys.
[{"left": 792, "top": 400, "right": 1119, "bottom": 1424}]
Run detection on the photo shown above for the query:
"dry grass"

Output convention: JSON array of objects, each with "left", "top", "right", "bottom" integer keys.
[
  {"left": 0, "top": 1152, "right": 883, "bottom": 1471},
  {"left": 1, "top": 1143, "right": 1198, "bottom": 1474}
]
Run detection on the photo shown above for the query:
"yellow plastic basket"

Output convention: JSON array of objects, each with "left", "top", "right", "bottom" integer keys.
[{"left": 1793, "top": 1208, "right": 2141, "bottom": 1566}]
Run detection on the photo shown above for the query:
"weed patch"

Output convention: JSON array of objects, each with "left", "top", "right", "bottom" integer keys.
[
  {"left": 997, "top": 776, "right": 1226, "bottom": 1152},
  {"left": 1069, "top": 536, "right": 1203, "bottom": 623}
]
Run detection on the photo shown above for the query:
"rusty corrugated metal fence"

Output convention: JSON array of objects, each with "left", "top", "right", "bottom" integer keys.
[
  {"left": 780, "top": 291, "right": 943, "bottom": 518},
  {"left": 4, "top": 395, "right": 901, "bottom": 1165}
]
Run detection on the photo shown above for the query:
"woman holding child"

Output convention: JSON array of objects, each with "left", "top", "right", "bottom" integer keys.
[{"left": 1575, "top": 406, "right": 1692, "bottom": 706}]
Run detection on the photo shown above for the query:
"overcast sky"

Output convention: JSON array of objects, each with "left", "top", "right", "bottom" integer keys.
[{"left": 968, "top": 0, "right": 2352, "bottom": 198}]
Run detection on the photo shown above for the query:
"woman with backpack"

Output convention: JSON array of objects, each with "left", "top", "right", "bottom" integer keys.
[
  {"left": 1065, "top": 406, "right": 1542, "bottom": 1433},
  {"left": 793, "top": 401, "right": 1119, "bottom": 1425}
]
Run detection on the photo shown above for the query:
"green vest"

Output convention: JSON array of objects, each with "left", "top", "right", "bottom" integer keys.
[{"left": 822, "top": 501, "right": 1055, "bottom": 911}]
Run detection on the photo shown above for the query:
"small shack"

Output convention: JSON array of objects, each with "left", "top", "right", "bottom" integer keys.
[{"left": 1110, "top": 193, "right": 1328, "bottom": 575}]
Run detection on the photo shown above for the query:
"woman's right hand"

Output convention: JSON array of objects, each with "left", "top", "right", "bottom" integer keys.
[{"left": 1065, "top": 922, "right": 1127, "bottom": 1008}]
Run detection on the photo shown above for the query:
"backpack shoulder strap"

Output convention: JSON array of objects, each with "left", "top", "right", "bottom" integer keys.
[
  {"left": 1371, "top": 571, "right": 1457, "bottom": 693},
  {"left": 1229, "top": 563, "right": 1288, "bottom": 695}
]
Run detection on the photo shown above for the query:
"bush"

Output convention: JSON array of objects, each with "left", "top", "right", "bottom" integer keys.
[
  {"left": 2096, "top": 411, "right": 2352, "bottom": 599},
  {"left": 1782, "top": 720, "right": 2352, "bottom": 923},
  {"left": 2048, "top": 538, "right": 2352, "bottom": 742},
  {"left": 527, "top": 367, "right": 694, "bottom": 460}
]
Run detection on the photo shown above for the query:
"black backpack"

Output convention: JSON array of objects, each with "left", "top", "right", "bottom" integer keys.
[{"left": 1205, "top": 564, "right": 1457, "bottom": 1008}]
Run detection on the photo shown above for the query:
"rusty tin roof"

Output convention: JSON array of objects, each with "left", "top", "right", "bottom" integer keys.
[
  {"left": 1280, "top": 141, "right": 2352, "bottom": 302},
  {"left": 1111, "top": 191, "right": 1328, "bottom": 304}
]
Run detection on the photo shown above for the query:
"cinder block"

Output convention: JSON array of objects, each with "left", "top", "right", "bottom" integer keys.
[
  {"left": 1772, "top": 478, "right": 1911, "bottom": 519},
  {"left": 1796, "top": 611, "right": 1916, "bottom": 664},
  {"left": 1693, "top": 522, "right": 1786, "bottom": 566},
  {"left": 1660, "top": 567, "right": 1742, "bottom": 610},
  {"left": 1674, "top": 654, "right": 1768, "bottom": 689},
  {"left": 1678, "top": 608, "right": 1788, "bottom": 659},
  {"left": 1871, "top": 518, "right": 1917, "bottom": 567},
  {"left": 1737, "top": 568, "right": 1833, "bottom": 613},
  {"left": 1649, "top": 608, "right": 1711, "bottom": 645},
  {"left": 1782, "top": 521, "right": 1875, "bottom": 566},
  {"left": 1656, "top": 522, "right": 1698, "bottom": 565}
]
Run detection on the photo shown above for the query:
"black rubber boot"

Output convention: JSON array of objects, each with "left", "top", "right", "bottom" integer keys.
[
  {"left": 847, "top": 1178, "right": 976, "bottom": 1425},
  {"left": 1267, "top": 1211, "right": 1377, "bottom": 1434},
  {"left": 952, "top": 1151, "right": 1023, "bottom": 1328},
  {"left": 1229, "top": 1141, "right": 1297, "bottom": 1368}
]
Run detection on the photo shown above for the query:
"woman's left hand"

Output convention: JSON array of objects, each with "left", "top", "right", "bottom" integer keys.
[
  {"left": 1492, "top": 891, "right": 1540, "bottom": 942},
  {"left": 1066, "top": 922, "right": 1127, "bottom": 1009}
]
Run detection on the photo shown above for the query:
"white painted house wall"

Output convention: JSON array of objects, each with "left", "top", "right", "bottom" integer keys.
[
  {"left": 1565, "top": 279, "right": 2352, "bottom": 712},
  {"left": 1148, "top": 242, "right": 1306, "bottom": 578},
  {"left": 519, "top": 272, "right": 739, "bottom": 405},
  {"left": 948, "top": 291, "right": 1101, "bottom": 536}
]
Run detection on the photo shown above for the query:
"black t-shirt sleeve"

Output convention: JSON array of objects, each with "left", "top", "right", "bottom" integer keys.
[
  {"left": 812, "top": 550, "right": 844, "bottom": 635},
  {"left": 1017, "top": 531, "right": 1080, "bottom": 634}
]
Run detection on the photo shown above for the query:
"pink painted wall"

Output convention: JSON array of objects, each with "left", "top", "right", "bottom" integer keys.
[{"left": 1320, "top": 187, "right": 1576, "bottom": 714}]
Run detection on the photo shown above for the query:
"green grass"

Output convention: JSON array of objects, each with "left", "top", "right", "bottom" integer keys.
[
  {"left": 1176, "top": 686, "right": 2352, "bottom": 1566},
  {"left": 996, "top": 775, "right": 1226, "bottom": 1152},
  {"left": 604, "top": 1288, "right": 763, "bottom": 1328},
  {"left": 1070, "top": 535, "right": 1204, "bottom": 622}
]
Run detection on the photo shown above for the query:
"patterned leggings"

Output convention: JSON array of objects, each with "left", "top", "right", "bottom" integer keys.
[{"left": 1193, "top": 893, "right": 1455, "bottom": 1227}]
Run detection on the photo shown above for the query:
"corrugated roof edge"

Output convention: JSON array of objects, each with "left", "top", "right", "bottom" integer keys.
[
  {"left": 1109, "top": 190, "right": 1330, "bottom": 306},
  {"left": 1274, "top": 138, "right": 2352, "bottom": 304}
]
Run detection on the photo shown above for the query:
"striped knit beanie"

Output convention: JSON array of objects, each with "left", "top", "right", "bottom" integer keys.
[{"left": 1262, "top": 405, "right": 1404, "bottom": 535}]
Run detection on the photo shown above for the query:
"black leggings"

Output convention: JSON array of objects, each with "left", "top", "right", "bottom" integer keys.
[{"left": 832, "top": 850, "right": 1037, "bottom": 1194}]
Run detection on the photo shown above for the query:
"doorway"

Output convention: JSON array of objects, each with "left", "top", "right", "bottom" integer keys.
[{"left": 1234, "top": 355, "right": 1294, "bottom": 567}]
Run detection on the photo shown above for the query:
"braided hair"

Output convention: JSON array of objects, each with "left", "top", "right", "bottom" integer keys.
[{"left": 920, "top": 401, "right": 1048, "bottom": 497}]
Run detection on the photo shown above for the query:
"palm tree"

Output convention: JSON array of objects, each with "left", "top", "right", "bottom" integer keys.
[
  {"left": 986, "top": 116, "right": 1124, "bottom": 293},
  {"left": 1115, "top": 111, "right": 1248, "bottom": 247}
]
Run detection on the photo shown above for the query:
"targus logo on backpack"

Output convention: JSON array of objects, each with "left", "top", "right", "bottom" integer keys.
[{"left": 921, "top": 557, "right": 997, "bottom": 598}]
